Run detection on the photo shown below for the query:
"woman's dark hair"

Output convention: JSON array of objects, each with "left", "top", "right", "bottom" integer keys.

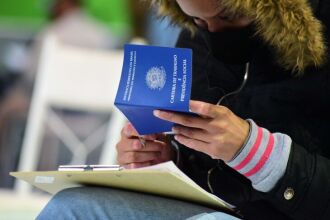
[{"left": 48, "top": 0, "right": 82, "bottom": 20}]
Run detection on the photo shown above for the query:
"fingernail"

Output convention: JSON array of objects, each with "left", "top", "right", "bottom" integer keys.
[
  {"left": 153, "top": 110, "right": 160, "bottom": 117},
  {"left": 172, "top": 127, "right": 178, "bottom": 133}
]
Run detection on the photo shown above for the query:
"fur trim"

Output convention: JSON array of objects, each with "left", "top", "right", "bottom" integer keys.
[
  {"left": 146, "top": 0, "right": 327, "bottom": 74},
  {"left": 145, "top": 0, "right": 196, "bottom": 32}
]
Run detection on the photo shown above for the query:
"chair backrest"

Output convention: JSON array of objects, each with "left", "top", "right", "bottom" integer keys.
[{"left": 15, "top": 33, "right": 126, "bottom": 194}]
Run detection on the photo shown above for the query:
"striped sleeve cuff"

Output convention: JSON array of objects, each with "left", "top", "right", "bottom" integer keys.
[{"left": 226, "top": 119, "right": 292, "bottom": 192}]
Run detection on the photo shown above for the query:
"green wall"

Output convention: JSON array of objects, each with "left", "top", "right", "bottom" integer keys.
[{"left": 0, "top": 0, "right": 132, "bottom": 35}]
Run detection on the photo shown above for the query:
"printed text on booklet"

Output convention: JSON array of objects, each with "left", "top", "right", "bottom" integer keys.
[{"left": 115, "top": 44, "right": 193, "bottom": 135}]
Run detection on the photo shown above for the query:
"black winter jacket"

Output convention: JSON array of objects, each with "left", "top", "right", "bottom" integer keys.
[{"left": 174, "top": 1, "right": 330, "bottom": 219}]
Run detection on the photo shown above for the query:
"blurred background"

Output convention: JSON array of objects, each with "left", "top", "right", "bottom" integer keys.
[{"left": 0, "top": 0, "right": 181, "bottom": 219}]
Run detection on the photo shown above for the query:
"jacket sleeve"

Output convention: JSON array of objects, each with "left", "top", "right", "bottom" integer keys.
[{"left": 264, "top": 142, "right": 330, "bottom": 219}]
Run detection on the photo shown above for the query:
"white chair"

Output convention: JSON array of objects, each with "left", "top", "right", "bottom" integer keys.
[{"left": 15, "top": 33, "right": 126, "bottom": 194}]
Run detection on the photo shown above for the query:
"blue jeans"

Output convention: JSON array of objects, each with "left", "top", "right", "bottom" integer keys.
[{"left": 37, "top": 187, "right": 240, "bottom": 220}]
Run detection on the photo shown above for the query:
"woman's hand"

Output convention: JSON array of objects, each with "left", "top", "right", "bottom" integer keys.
[
  {"left": 116, "top": 122, "right": 175, "bottom": 169},
  {"left": 153, "top": 100, "right": 249, "bottom": 162}
]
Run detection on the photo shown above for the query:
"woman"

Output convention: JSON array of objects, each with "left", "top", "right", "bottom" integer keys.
[{"left": 38, "top": 0, "right": 330, "bottom": 219}]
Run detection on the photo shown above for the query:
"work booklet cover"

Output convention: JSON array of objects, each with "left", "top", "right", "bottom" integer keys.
[{"left": 115, "top": 44, "right": 193, "bottom": 135}]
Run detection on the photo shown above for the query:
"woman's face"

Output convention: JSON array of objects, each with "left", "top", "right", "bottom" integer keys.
[{"left": 176, "top": 0, "right": 252, "bottom": 32}]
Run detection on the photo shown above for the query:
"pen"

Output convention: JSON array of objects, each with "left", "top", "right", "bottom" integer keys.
[
  {"left": 138, "top": 136, "right": 146, "bottom": 148},
  {"left": 58, "top": 164, "right": 122, "bottom": 171}
]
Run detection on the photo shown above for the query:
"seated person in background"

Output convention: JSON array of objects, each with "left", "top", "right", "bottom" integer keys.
[
  {"left": 44, "top": 0, "right": 121, "bottom": 49},
  {"left": 26, "top": 0, "right": 123, "bottom": 83},
  {"left": 37, "top": 0, "right": 330, "bottom": 219}
]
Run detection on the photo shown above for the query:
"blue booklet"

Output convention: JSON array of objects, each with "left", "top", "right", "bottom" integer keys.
[{"left": 115, "top": 44, "right": 193, "bottom": 135}]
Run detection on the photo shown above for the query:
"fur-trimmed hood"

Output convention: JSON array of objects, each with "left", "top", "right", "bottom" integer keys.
[{"left": 146, "top": 0, "right": 327, "bottom": 74}]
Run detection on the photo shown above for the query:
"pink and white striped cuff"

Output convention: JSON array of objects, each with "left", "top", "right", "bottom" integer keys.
[{"left": 226, "top": 119, "right": 292, "bottom": 192}]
